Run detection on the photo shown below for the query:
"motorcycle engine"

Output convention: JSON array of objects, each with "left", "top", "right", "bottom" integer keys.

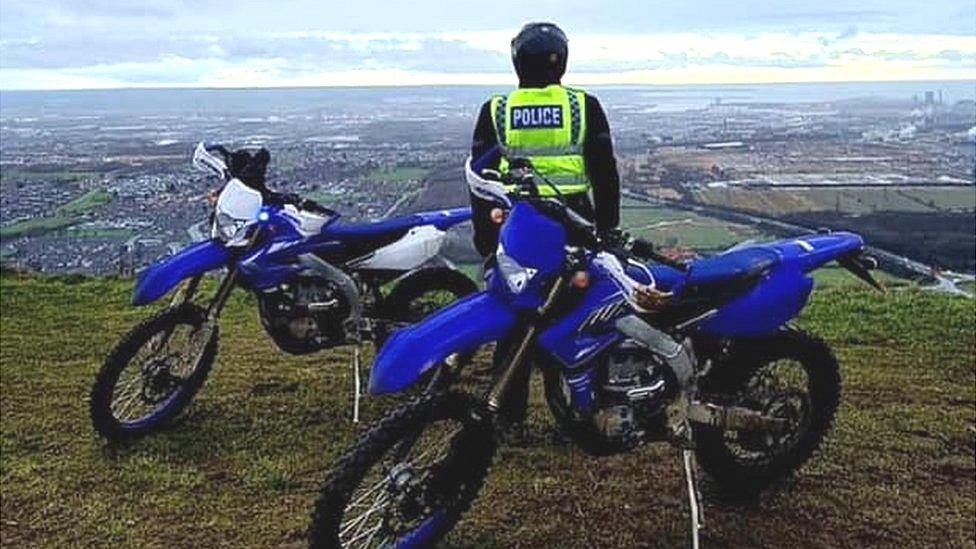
[
  {"left": 590, "top": 340, "right": 675, "bottom": 448},
  {"left": 258, "top": 278, "right": 351, "bottom": 355}
]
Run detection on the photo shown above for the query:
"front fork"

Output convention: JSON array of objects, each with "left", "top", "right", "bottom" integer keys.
[
  {"left": 205, "top": 228, "right": 263, "bottom": 322},
  {"left": 155, "top": 232, "right": 254, "bottom": 354},
  {"left": 170, "top": 274, "right": 202, "bottom": 307},
  {"left": 485, "top": 275, "right": 567, "bottom": 415}
]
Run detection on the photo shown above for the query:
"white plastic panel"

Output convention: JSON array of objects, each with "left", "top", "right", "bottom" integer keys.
[
  {"left": 215, "top": 179, "right": 263, "bottom": 221},
  {"left": 212, "top": 178, "right": 263, "bottom": 245},
  {"left": 280, "top": 204, "right": 331, "bottom": 237},
  {"left": 465, "top": 157, "right": 511, "bottom": 207},
  {"left": 347, "top": 225, "right": 446, "bottom": 270}
]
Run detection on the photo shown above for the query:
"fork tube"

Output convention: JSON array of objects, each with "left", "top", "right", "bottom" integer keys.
[
  {"left": 170, "top": 275, "right": 202, "bottom": 307},
  {"left": 206, "top": 230, "right": 259, "bottom": 320},
  {"left": 486, "top": 275, "right": 566, "bottom": 413},
  {"left": 206, "top": 265, "right": 239, "bottom": 320}
]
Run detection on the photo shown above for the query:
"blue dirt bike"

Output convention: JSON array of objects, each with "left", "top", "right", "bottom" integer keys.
[
  {"left": 90, "top": 143, "right": 476, "bottom": 440},
  {"left": 309, "top": 151, "right": 884, "bottom": 548}
]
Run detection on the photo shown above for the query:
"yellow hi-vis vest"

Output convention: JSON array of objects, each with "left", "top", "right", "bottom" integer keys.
[{"left": 490, "top": 84, "right": 590, "bottom": 196}]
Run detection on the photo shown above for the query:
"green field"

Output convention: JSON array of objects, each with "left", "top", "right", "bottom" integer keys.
[
  {"left": 692, "top": 186, "right": 976, "bottom": 216},
  {"left": 64, "top": 228, "right": 137, "bottom": 240},
  {"left": 620, "top": 205, "right": 768, "bottom": 251},
  {"left": 809, "top": 266, "right": 907, "bottom": 289},
  {"left": 0, "top": 169, "right": 98, "bottom": 184},
  {"left": 0, "top": 189, "right": 116, "bottom": 241},
  {"left": 0, "top": 274, "right": 973, "bottom": 547},
  {"left": 57, "top": 189, "right": 115, "bottom": 215},
  {"left": 365, "top": 166, "right": 428, "bottom": 183},
  {"left": 0, "top": 216, "right": 80, "bottom": 240}
]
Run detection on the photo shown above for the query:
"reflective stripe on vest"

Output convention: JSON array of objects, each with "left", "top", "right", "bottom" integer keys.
[{"left": 490, "top": 85, "right": 590, "bottom": 196}]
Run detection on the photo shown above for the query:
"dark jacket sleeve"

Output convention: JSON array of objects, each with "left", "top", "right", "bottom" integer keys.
[
  {"left": 583, "top": 94, "right": 620, "bottom": 231},
  {"left": 470, "top": 100, "right": 501, "bottom": 257}
]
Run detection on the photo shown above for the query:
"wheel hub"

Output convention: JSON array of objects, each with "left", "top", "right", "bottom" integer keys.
[
  {"left": 140, "top": 355, "right": 183, "bottom": 403},
  {"left": 735, "top": 384, "right": 809, "bottom": 452}
]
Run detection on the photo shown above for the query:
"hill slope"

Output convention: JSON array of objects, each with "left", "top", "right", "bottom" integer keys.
[{"left": 0, "top": 274, "right": 974, "bottom": 547}]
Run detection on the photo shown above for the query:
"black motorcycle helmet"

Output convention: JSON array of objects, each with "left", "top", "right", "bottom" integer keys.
[{"left": 511, "top": 22, "right": 568, "bottom": 85}]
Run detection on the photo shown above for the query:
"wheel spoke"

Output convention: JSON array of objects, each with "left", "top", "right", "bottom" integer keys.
[
  {"left": 341, "top": 493, "right": 391, "bottom": 538},
  {"left": 347, "top": 476, "right": 391, "bottom": 510},
  {"left": 115, "top": 393, "right": 147, "bottom": 420},
  {"left": 344, "top": 518, "right": 385, "bottom": 547},
  {"left": 111, "top": 375, "right": 144, "bottom": 406},
  {"left": 406, "top": 426, "right": 461, "bottom": 467},
  {"left": 312, "top": 395, "right": 491, "bottom": 549},
  {"left": 112, "top": 387, "right": 145, "bottom": 414},
  {"left": 107, "top": 321, "right": 210, "bottom": 423}
]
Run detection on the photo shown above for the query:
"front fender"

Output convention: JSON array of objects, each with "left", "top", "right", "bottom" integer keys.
[
  {"left": 132, "top": 239, "right": 231, "bottom": 305},
  {"left": 370, "top": 291, "right": 517, "bottom": 395}
]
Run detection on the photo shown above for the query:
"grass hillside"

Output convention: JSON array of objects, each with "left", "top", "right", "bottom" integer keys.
[{"left": 0, "top": 273, "right": 974, "bottom": 547}]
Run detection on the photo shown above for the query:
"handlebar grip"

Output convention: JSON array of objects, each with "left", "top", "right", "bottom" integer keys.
[
  {"left": 628, "top": 237, "right": 689, "bottom": 271},
  {"left": 651, "top": 251, "right": 688, "bottom": 271}
]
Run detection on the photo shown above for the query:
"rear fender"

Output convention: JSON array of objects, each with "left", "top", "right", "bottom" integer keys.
[
  {"left": 370, "top": 291, "right": 516, "bottom": 394},
  {"left": 132, "top": 239, "right": 230, "bottom": 305},
  {"left": 775, "top": 232, "right": 865, "bottom": 273},
  {"left": 416, "top": 207, "right": 472, "bottom": 231}
]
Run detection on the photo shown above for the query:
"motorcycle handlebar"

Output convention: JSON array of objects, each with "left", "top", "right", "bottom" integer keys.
[
  {"left": 205, "top": 143, "right": 231, "bottom": 161},
  {"left": 475, "top": 156, "right": 689, "bottom": 272}
]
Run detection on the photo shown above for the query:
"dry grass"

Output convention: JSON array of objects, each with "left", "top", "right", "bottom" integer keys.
[{"left": 1, "top": 273, "right": 973, "bottom": 547}]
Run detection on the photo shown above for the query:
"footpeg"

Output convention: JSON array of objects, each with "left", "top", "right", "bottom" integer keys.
[
  {"left": 626, "top": 378, "right": 666, "bottom": 401},
  {"left": 306, "top": 299, "right": 339, "bottom": 312}
]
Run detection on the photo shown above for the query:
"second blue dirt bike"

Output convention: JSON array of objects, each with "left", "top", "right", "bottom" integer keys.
[
  {"left": 309, "top": 150, "right": 884, "bottom": 547},
  {"left": 90, "top": 143, "right": 477, "bottom": 441}
]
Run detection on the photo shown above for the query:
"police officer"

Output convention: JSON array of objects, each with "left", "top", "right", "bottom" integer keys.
[
  {"left": 469, "top": 22, "right": 622, "bottom": 432},
  {"left": 470, "top": 21, "right": 621, "bottom": 257}
]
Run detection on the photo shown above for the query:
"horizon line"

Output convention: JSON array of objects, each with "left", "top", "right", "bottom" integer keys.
[{"left": 2, "top": 76, "right": 974, "bottom": 94}]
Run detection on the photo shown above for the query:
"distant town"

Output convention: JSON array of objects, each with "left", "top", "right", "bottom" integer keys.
[{"left": 1, "top": 82, "right": 973, "bottom": 279}]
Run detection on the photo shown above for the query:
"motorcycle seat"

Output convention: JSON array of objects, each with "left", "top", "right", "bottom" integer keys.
[
  {"left": 324, "top": 207, "right": 471, "bottom": 242},
  {"left": 683, "top": 247, "right": 780, "bottom": 294}
]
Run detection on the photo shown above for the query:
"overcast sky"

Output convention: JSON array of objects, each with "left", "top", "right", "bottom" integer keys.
[{"left": 1, "top": 0, "right": 974, "bottom": 89}]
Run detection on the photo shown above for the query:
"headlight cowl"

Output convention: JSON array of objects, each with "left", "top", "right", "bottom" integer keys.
[{"left": 496, "top": 243, "right": 538, "bottom": 294}]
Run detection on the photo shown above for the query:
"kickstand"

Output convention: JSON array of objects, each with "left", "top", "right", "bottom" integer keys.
[
  {"left": 352, "top": 346, "right": 362, "bottom": 423},
  {"left": 682, "top": 449, "right": 705, "bottom": 549}
]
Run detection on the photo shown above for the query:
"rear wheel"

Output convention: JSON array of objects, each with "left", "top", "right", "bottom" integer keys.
[
  {"left": 310, "top": 392, "right": 494, "bottom": 548},
  {"left": 694, "top": 329, "right": 840, "bottom": 493},
  {"left": 90, "top": 304, "right": 218, "bottom": 440},
  {"left": 383, "top": 268, "right": 477, "bottom": 324},
  {"left": 376, "top": 267, "right": 478, "bottom": 349}
]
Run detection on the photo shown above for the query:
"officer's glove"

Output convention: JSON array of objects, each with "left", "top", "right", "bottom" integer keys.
[
  {"left": 597, "top": 227, "right": 628, "bottom": 250},
  {"left": 633, "top": 284, "right": 674, "bottom": 312},
  {"left": 629, "top": 237, "right": 656, "bottom": 260}
]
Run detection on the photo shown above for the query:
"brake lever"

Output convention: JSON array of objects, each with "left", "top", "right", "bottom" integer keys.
[
  {"left": 649, "top": 250, "right": 689, "bottom": 272},
  {"left": 627, "top": 236, "right": 689, "bottom": 272}
]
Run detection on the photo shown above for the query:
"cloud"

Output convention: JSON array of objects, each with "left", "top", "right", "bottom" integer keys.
[{"left": 1, "top": 0, "right": 974, "bottom": 89}]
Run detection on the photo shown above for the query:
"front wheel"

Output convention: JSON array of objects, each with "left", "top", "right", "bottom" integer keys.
[
  {"left": 694, "top": 329, "right": 840, "bottom": 493},
  {"left": 90, "top": 304, "right": 218, "bottom": 440},
  {"left": 310, "top": 392, "right": 495, "bottom": 548}
]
